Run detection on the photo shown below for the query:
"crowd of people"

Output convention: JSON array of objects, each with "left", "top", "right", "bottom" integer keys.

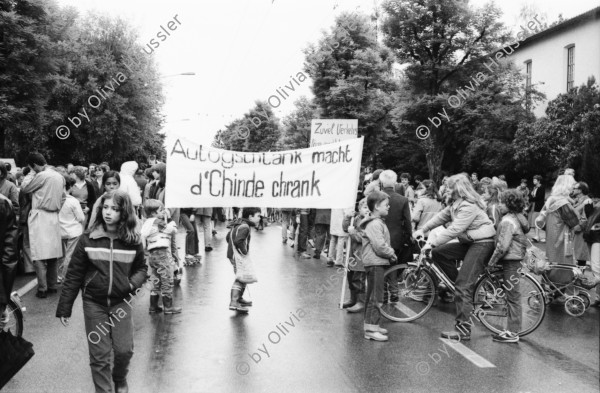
[
  {"left": 279, "top": 167, "right": 600, "bottom": 343},
  {"left": 1, "top": 152, "right": 600, "bottom": 391}
]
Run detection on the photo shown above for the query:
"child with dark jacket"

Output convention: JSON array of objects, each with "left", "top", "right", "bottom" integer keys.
[
  {"left": 0, "top": 193, "right": 18, "bottom": 329},
  {"left": 56, "top": 190, "right": 147, "bottom": 393},
  {"left": 359, "top": 191, "right": 397, "bottom": 342},
  {"left": 342, "top": 198, "right": 369, "bottom": 313},
  {"left": 487, "top": 189, "right": 529, "bottom": 343},
  {"left": 226, "top": 207, "right": 261, "bottom": 313}
]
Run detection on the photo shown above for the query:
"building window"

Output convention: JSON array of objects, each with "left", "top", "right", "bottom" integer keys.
[
  {"left": 525, "top": 60, "right": 532, "bottom": 112},
  {"left": 567, "top": 45, "right": 575, "bottom": 91},
  {"left": 525, "top": 61, "right": 532, "bottom": 89}
]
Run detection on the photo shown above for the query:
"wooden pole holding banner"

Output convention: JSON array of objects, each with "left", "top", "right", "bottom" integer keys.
[{"left": 339, "top": 217, "right": 354, "bottom": 309}]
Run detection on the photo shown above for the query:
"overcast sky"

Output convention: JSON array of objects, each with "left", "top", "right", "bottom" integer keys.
[{"left": 55, "top": 0, "right": 600, "bottom": 143}]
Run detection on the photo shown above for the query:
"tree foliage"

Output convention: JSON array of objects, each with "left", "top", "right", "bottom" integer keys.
[
  {"left": 280, "top": 96, "right": 319, "bottom": 149},
  {"left": 513, "top": 78, "right": 600, "bottom": 193},
  {"left": 0, "top": 0, "right": 165, "bottom": 166},
  {"left": 304, "top": 12, "right": 399, "bottom": 166},
  {"left": 381, "top": 0, "right": 526, "bottom": 183},
  {"left": 213, "top": 101, "right": 281, "bottom": 152}
]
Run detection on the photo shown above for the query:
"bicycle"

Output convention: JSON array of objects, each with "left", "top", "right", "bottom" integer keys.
[
  {"left": 1, "top": 291, "right": 25, "bottom": 337},
  {"left": 380, "top": 240, "right": 547, "bottom": 337}
]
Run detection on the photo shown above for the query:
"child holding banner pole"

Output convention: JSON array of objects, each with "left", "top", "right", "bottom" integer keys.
[
  {"left": 359, "top": 191, "right": 397, "bottom": 342},
  {"left": 341, "top": 199, "right": 368, "bottom": 313},
  {"left": 339, "top": 216, "right": 354, "bottom": 310}
]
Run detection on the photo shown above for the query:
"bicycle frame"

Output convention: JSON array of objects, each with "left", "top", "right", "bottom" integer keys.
[
  {"left": 414, "top": 244, "right": 506, "bottom": 313},
  {"left": 10, "top": 291, "right": 25, "bottom": 315}
]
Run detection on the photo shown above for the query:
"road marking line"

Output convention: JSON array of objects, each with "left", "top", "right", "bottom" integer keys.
[
  {"left": 17, "top": 279, "right": 38, "bottom": 297},
  {"left": 439, "top": 338, "right": 496, "bottom": 368}
]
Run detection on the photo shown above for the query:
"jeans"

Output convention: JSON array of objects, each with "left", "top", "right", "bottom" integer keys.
[
  {"left": 34, "top": 258, "right": 58, "bottom": 291},
  {"left": 281, "top": 211, "right": 292, "bottom": 241},
  {"left": 432, "top": 241, "right": 495, "bottom": 326},
  {"left": 149, "top": 248, "right": 174, "bottom": 297},
  {"left": 314, "top": 224, "right": 329, "bottom": 254},
  {"left": 180, "top": 213, "right": 199, "bottom": 256},
  {"left": 21, "top": 227, "right": 34, "bottom": 273},
  {"left": 364, "top": 266, "right": 385, "bottom": 326},
  {"left": 58, "top": 237, "right": 80, "bottom": 280},
  {"left": 297, "top": 214, "right": 309, "bottom": 252},
  {"left": 83, "top": 299, "right": 134, "bottom": 393},
  {"left": 348, "top": 270, "right": 366, "bottom": 303},
  {"left": 195, "top": 215, "right": 212, "bottom": 248},
  {"left": 328, "top": 235, "right": 346, "bottom": 265},
  {"left": 500, "top": 260, "right": 522, "bottom": 333}
]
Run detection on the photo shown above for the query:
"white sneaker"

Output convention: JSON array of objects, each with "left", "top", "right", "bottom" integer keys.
[{"left": 364, "top": 331, "right": 388, "bottom": 341}]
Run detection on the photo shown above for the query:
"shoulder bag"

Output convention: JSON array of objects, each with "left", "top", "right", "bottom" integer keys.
[{"left": 229, "top": 225, "right": 258, "bottom": 284}]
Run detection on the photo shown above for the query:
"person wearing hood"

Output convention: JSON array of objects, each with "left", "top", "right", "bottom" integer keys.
[
  {"left": 487, "top": 189, "right": 530, "bottom": 343},
  {"left": 226, "top": 208, "right": 261, "bottom": 313},
  {"left": 536, "top": 175, "right": 579, "bottom": 266},
  {"left": 359, "top": 191, "right": 397, "bottom": 342},
  {"left": 536, "top": 175, "right": 579, "bottom": 286},
  {"left": 119, "top": 161, "right": 142, "bottom": 209}
]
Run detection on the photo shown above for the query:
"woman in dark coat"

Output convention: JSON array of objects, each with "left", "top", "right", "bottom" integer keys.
[{"left": 529, "top": 175, "right": 546, "bottom": 242}]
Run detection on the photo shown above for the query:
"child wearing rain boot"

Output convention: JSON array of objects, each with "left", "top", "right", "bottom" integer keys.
[
  {"left": 141, "top": 199, "right": 182, "bottom": 314},
  {"left": 342, "top": 198, "right": 369, "bottom": 313},
  {"left": 359, "top": 191, "right": 397, "bottom": 341},
  {"left": 226, "top": 207, "right": 261, "bottom": 313}
]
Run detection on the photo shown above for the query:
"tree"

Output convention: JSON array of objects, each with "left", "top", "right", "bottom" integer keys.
[
  {"left": 280, "top": 96, "right": 318, "bottom": 149},
  {"left": 0, "top": 0, "right": 58, "bottom": 159},
  {"left": 212, "top": 101, "right": 281, "bottom": 152},
  {"left": 513, "top": 77, "right": 600, "bottom": 192},
  {"left": 303, "top": 12, "right": 399, "bottom": 166},
  {"left": 381, "top": 0, "right": 515, "bottom": 182},
  {"left": 0, "top": 0, "right": 165, "bottom": 166}
]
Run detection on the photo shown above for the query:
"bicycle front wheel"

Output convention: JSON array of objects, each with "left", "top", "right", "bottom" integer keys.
[
  {"left": 2, "top": 300, "right": 23, "bottom": 337},
  {"left": 380, "top": 265, "right": 436, "bottom": 322},
  {"left": 474, "top": 272, "right": 546, "bottom": 337}
]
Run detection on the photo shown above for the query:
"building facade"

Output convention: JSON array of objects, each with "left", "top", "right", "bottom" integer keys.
[{"left": 509, "top": 7, "right": 600, "bottom": 117}]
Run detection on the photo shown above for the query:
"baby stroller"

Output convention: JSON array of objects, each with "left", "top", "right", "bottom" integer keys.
[
  {"left": 524, "top": 243, "right": 600, "bottom": 317},
  {"left": 537, "top": 264, "right": 599, "bottom": 316}
]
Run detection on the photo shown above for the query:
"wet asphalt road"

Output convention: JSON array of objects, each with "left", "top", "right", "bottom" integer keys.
[{"left": 3, "top": 222, "right": 599, "bottom": 393}]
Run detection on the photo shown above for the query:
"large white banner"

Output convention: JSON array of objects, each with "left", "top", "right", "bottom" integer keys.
[
  {"left": 310, "top": 119, "right": 358, "bottom": 147},
  {"left": 165, "top": 135, "right": 364, "bottom": 208}
]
